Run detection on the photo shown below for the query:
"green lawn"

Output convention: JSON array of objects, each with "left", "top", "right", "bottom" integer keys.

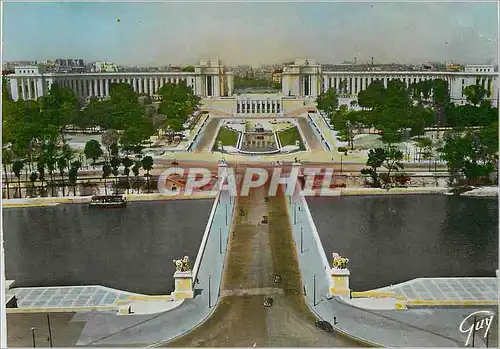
[
  {"left": 278, "top": 127, "right": 305, "bottom": 150},
  {"left": 213, "top": 127, "right": 239, "bottom": 150}
]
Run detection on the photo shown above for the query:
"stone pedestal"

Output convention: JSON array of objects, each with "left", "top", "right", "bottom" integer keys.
[
  {"left": 172, "top": 271, "right": 194, "bottom": 301},
  {"left": 329, "top": 268, "right": 351, "bottom": 297},
  {"left": 118, "top": 304, "right": 131, "bottom": 315}
]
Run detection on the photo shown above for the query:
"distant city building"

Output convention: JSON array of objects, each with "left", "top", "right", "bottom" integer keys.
[
  {"left": 233, "top": 65, "right": 253, "bottom": 78},
  {"left": 91, "top": 62, "right": 118, "bottom": 73},
  {"left": 272, "top": 69, "right": 282, "bottom": 83},
  {"left": 464, "top": 64, "right": 496, "bottom": 73},
  {"left": 54, "top": 58, "right": 85, "bottom": 73},
  {"left": 3, "top": 61, "right": 38, "bottom": 71}
]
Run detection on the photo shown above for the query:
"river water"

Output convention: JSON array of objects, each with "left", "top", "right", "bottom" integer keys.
[
  {"left": 3, "top": 200, "right": 213, "bottom": 295},
  {"left": 4, "top": 195, "right": 497, "bottom": 295},
  {"left": 307, "top": 195, "right": 498, "bottom": 292}
]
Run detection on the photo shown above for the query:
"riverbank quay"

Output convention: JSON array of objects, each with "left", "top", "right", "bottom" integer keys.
[
  {"left": 2, "top": 192, "right": 217, "bottom": 208},
  {"left": 301, "top": 186, "right": 450, "bottom": 197},
  {"left": 461, "top": 186, "right": 498, "bottom": 197},
  {"left": 286, "top": 191, "right": 499, "bottom": 347},
  {"left": 6, "top": 189, "right": 236, "bottom": 346}
]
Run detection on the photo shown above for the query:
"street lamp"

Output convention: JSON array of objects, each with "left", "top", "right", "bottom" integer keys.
[
  {"left": 300, "top": 226, "right": 303, "bottom": 253},
  {"left": 208, "top": 276, "right": 212, "bottom": 308},
  {"left": 47, "top": 314, "right": 53, "bottom": 347},
  {"left": 31, "top": 327, "right": 36, "bottom": 348}
]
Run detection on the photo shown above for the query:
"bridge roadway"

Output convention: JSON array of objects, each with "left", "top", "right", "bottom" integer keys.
[
  {"left": 166, "top": 182, "right": 361, "bottom": 347},
  {"left": 296, "top": 117, "right": 324, "bottom": 152},
  {"left": 191, "top": 118, "right": 220, "bottom": 152}
]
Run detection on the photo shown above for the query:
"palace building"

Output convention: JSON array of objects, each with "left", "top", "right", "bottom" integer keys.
[
  {"left": 6, "top": 58, "right": 499, "bottom": 107},
  {"left": 8, "top": 59, "right": 234, "bottom": 102}
]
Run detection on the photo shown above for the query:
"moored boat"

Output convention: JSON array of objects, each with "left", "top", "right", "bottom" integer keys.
[{"left": 89, "top": 195, "right": 127, "bottom": 208}]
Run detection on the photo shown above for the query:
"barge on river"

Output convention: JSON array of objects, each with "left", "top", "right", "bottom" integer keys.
[{"left": 89, "top": 195, "right": 127, "bottom": 208}]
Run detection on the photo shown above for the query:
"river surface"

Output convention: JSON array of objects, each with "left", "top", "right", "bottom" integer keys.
[
  {"left": 3, "top": 200, "right": 213, "bottom": 295},
  {"left": 307, "top": 195, "right": 498, "bottom": 292}
]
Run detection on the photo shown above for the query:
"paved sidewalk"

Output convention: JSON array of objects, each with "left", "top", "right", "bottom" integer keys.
[
  {"left": 6, "top": 286, "right": 133, "bottom": 310},
  {"left": 374, "top": 278, "right": 498, "bottom": 304},
  {"left": 286, "top": 192, "right": 498, "bottom": 347},
  {"left": 72, "top": 190, "right": 235, "bottom": 346},
  {"left": 310, "top": 112, "right": 339, "bottom": 149}
]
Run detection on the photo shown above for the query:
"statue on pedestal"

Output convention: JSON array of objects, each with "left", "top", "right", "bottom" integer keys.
[
  {"left": 173, "top": 256, "right": 191, "bottom": 272},
  {"left": 332, "top": 253, "right": 349, "bottom": 269}
]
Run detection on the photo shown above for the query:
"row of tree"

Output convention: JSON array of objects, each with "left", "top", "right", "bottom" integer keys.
[
  {"left": 361, "top": 120, "right": 498, "bottom": 188},
  {"left": 2, "top": 77, "right": 199, "bottom": 198},
  {"left": 317, "top": 79, "right": 497, "bottom": 148},
  {"left": 84, "top": 139, "right": 155, "bottom": 195},
  {"left": 316, "top": 78, "right": 498, "bottom": 187}
]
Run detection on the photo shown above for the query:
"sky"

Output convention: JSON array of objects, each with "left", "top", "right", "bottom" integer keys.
[{"left": 2, "top": 1, "right": 499, "bottom": 67}]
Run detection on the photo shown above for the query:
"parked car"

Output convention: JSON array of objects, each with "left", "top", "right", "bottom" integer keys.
[
  {"left": 315, "top": 320, "right": 334, "bottom": 332},
  {"left": 264, "top": 297, "right": 274, "bottom": 307}
]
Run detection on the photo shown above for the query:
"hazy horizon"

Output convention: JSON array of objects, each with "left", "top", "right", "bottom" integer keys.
[{"left": 3, "top": 1, "right": 499, "bottom": 67}]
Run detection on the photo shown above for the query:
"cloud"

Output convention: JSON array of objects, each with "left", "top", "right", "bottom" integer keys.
[{"left": 2, "top": 1, "right": 498, "bottom": 65}]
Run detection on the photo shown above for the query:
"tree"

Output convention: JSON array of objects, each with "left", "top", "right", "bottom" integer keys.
[
  {"left": 2, "top": 77, "right": 12, "bottom": 102},
  {"left": 361, "top": 146, "right": 404, "bottom": 188},
  {"left": 182, "top": 66, "right": 195, "bottom": 72},
  {"left": 101, "top": 130, "right": 120, "bottom": 158},
  {"left": 84, "top": 140, "right": 104, "bottom": 168},
  {"left": 29, "top": 172, "right": 38, "bottom": 197},
  {"left": 463, "top": 85, "right": 487, "bottom": 106},
  {"left": 68, "top": 161, "right": 81, "bottom": 196},
  {"left": 12, "top": 160, "right": 24, "bottom": 198},
  {"left": 361, "top": 148, "right": 386, "bottom": 188},
  {"left": 110, "top": 156, "right": 121, "bottom": 194},
  {"left": 102, "top": 163, "right": 112, "bottom": 196},
  {"left": 57, "top": 157, "right": 67, "bottom": 196},
  {"left": 335, "top": 106, "right": 356, "bottom": 149},
  {"left": 158, "top": 82, "right": 200, "bottom": 128},
  {"left": 163, "top": 111, "right": 185, "bottom": 143},
  {"left": 382, "top": 146, "right": 404, "bottom": 187},
  {"left": 316, "top": 88, "right": 339, "bottom": 119},
  {"left": 36, "top": 156, "right": 46, "bottom": 196},
  {"left": 438, "top": 124, "right": 498, "bottom": 186},
  {"left": 357, "top": 80, "right": 385, "bottom": 109},
  {"left": 62, "top": 142, "right": 74, "bottom": 173},
  {"left": 122, "top": 157, "right": 134, "bottom": 194},
  {"left": 109, "top": 83, "right": 139, "bottom": 107},
  {"left": 153, "top": 114, "right": 166, "bottom": 136},
  {"left": 40, "top": 139, "right": 58, "bottom": 197},
  {"left": 141, "top": 156, "right": 154, "bottom": 192},
  {"left": 120, "top": 119, "right": 154, "bottom": 148},
  {"left": 2, "top": 148, "right": 13, "bottom": 199},
  {"left": 131, "top": 161, "right": 141, "bottom": 193}
]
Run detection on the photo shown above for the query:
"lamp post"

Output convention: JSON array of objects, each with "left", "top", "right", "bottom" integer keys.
[
  {"left": 31, "top": 327, "right": 36, "bottom": 348},
  {"left": 472, "top": 315, "right": 476, "bottom": 347},
  {"left": 300, "top": 226, "right": 303, "bottom": 253},
  {"left": 47, "top": 314, "right": 53, "bottom": 347},
  {"left": 208, "top": 276, "right": 211, "bottom": 308},
  {"left": 219, "top": 228, "right": 222, "bottom": 254},
  {"left": 340, "top": 154, "right": 343, "bottom": 172},
  {"left": 313, "top": 274, "right": 316, "bottom": 306}
]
